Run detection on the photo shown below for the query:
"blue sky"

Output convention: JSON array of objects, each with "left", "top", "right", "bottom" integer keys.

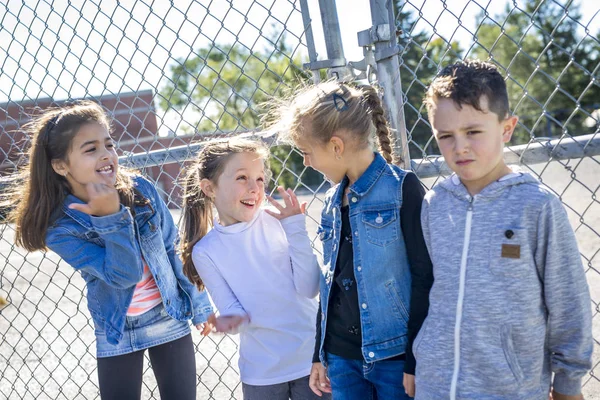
[{"left": 0, "top": 0, "right": 597, "bottom": 134}]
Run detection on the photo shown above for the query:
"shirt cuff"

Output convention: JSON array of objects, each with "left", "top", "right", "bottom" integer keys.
[{"left": 552, "top": 373, "right": 582, "bottom": 396}]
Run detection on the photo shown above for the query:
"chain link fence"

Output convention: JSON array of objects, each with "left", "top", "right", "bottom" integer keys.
[{"left": 0, "top": 0, "right": 598, "bottom": 399}]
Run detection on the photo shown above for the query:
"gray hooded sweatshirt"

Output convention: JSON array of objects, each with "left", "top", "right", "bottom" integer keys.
[{"left": 415, "top": 172, "right": 592, "bottom": 400}]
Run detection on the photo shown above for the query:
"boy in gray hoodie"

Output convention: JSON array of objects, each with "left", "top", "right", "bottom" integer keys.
[{"left": 414, "top": 60, "right": 593, "bottom": 400}]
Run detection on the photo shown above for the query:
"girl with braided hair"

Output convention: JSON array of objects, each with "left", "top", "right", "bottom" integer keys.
[{"left": 265, "top": 81, "right": 433, "bottom": 399}]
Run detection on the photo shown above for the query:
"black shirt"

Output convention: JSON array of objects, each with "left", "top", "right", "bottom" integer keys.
[{"left": 313, "top": 172, "right": 434, "bottom": 374}]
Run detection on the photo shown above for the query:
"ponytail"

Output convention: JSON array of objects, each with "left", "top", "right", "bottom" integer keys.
[
  {"left": 180, "top": 167, "right": 212, "bottom": 291},
  {"left": 361, "top": 86, "right": 397, "bottom": 164}
]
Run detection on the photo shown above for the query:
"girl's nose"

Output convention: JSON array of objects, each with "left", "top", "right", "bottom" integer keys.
[{"left": 248, "top": 180, "right": 258, "bottom": 192}]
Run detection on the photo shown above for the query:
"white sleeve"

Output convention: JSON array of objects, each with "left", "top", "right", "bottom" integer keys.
[
  {"left": 192, "top": 248, "right": 248, "bottom": 319},
  {"left": 280, "top": 214, "right": 320, "bottom": 298}
]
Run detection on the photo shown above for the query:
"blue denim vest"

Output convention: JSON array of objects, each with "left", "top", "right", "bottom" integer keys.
[
  {"left": 46, "top": 175, "right": 213, "bottom": 345},
  {"left": 317, "top": 153, "right": 412, "bottom": 363}
]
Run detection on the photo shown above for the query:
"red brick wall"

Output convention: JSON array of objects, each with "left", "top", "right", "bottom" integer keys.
[{"left": 0, "top": 90, "right": 194, "bottom": 207}]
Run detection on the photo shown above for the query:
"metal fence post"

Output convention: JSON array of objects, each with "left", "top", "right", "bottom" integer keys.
[
  {"left": 368, "top": 0, "right": 411, "bottom": 168},
  {"left": 302, "top": 0, "right": 353, "bottom": 80}
]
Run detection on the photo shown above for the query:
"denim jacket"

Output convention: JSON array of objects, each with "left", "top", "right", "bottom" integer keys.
[
  {"left": 317, "top": 153, "right": 412, "bottom": 363},
  {"left": 46, "top": 175, "right": 213, "bottom": 345}
]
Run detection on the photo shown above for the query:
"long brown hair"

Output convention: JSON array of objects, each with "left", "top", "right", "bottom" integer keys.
[
  {"left": 180, "top": 137, "right": 269, "bottom": 290},
  {"left": 264, "top": 80, "right": 398, "bottom": 164},
  {"left": 7, "top": 101, "right": 140, "bottom": 252}
]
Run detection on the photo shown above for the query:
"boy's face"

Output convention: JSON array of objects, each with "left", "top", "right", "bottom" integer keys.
[{"left": 429, "top": 96, "right": 518, "bottom": 195}]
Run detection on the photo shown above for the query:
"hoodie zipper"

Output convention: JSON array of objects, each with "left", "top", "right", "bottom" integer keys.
[{"left": 450, "top": 195, "right": 475, "bottom": 400}]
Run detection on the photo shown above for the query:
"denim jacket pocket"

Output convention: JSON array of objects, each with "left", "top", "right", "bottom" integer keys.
[
  {"left": 385, "top": 280, "right": 409, "bottom": 324},
  {"left": 317, "top": 225, "right": 335, "bottom": 265},
  {"left": 362, "top": 209, "right": 399, "bottom": 246},
  {"left": 136, "top": 209, "right": 160, "bottom": 238}
]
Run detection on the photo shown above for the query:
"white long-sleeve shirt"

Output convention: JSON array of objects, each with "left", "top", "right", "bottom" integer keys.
[{"left": 192, "top": 209, "right": 320, "bottom": 385}]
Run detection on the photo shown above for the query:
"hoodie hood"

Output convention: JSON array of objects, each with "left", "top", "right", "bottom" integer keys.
[{"left": 437, "top": 171, "right": 540, "bottom": 201}]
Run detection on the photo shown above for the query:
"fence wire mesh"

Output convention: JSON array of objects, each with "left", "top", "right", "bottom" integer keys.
[{"left": 0, "top": 0, "right": 598, "bottom": 399}]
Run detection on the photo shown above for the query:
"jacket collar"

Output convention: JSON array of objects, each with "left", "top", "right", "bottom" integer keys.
[
  {"left": 329, "top": 152, "right": 388, "bottom": 209},
  {"left": 438, "top": 169, "right": 539, "bottom": 201}
]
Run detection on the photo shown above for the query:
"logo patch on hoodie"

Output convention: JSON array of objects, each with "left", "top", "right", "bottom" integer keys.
[{"left": 501, "top": 244, "right": 521, "bottom": 259}]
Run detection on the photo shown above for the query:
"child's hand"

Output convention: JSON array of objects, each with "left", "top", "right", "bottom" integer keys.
[
  {"left": 551, "top": 390, "right": 583, "bottom": 400},
  {"left": 195, "top": 321, "right": 212, "bottom": 337},
  {"left": 265, "top": 186, "right": 307, "bottom": 220},
  {"left": 403, "top": 373, "right": 415, "bottom": 397},
  {"left": 68, "top": 183, "right": 120, "bottom": 216},
  {"left": 309, "top": 362, "right": 331, "bottom": 397},
  {"left": 206, "top": 313, "right": 248, "bottom": 334}
]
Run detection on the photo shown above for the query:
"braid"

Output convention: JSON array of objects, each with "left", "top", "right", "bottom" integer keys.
[{"left": 362, "top": 86, "right": 398, "bottom": 164}]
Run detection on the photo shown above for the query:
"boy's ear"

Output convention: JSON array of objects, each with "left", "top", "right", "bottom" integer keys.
[
  {"left": 199, "top": 178, "right": 215, "bottom": 199},
  {"left": 51, "top": 160, "right": 68, "bottom": 177},
  {"left": 502, "top": 115, "right": 519, "bottom": 143}
]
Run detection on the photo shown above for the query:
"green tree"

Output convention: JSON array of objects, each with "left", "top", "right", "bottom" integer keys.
[
  {"left": 472, "top": 0, "right": 600, "bottom": 144},
  {"left": 394, "top": 6, "right": 463, "bottom": 158},
  {"left": 159, "top": 37, "right": 321, "bottom": 189}
]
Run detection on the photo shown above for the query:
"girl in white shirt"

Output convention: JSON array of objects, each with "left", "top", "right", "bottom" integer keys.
[{"left": 179, "top": 137, "right": 326, "bottom": 400}]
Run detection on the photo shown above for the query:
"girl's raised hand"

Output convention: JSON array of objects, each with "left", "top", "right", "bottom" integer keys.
[
  {"left": 68, "top": 183, "right": 120, "bottom": 216},
  {"left": 265, "top": 186, "right": 307, "bottom": 220}
]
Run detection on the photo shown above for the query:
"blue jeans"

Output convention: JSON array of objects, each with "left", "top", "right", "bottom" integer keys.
[{"left": 326, "top": 353, "right": 413, "bottom": 400}]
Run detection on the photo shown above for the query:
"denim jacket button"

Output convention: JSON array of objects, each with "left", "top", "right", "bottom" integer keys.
[
  {"left": 368, "top": 351, "right": 375, "bottom": 358},
  {"left": 361, "top": 303, "right": 367, "bottom": 309},
  {"left": 375, "top": 216, "right": 383, "bottom": 224},
  {"left": 357, "top": 266, "right": 362, "bottom": 271},
  {"left": 351, "top": 197, "right": 358, "bottom": 203}
]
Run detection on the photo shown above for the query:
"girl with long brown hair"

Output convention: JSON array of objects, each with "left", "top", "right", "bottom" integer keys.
[{"left": 9, "top": 101, "right": 212, "bottom": 400}]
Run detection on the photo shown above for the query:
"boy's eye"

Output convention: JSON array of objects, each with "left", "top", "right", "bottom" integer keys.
[
  {"left": 85, "top": 147, "right": 96, "bottom": 153},
  {"left": 257, "top": 177, "right": 265, "bottom": 183},
  {"left": 438, "top": 134, "right": 451, "bottom": 140},
  {"left": 237, "top": 175, "right": 247, "bottom": 181},
  {"left": 467, "top": 130, "right": 481, "bottom": 135},
  {"left": 107, "top": 143, "right": 114, "bottom": 148}
]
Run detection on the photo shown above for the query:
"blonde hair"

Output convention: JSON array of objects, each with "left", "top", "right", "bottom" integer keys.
[
  {"left": 179, "top": 137, "right": 270, "bottom": 290},
  {"left": 264, "top": 81, "right": 397, "bottom": 164}
]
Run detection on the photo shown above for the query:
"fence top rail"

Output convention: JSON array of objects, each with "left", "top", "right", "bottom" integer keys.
[{"left": 119, "top": 132, "right": 600, "bottom": 180}]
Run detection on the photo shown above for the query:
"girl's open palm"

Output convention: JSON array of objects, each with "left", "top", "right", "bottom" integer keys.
[
  {"left": 68, "top": 183, "right": 120, "bottom": 216},
  {"left": 265, "top": 186, "right": 307, "bottom": 219}
]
